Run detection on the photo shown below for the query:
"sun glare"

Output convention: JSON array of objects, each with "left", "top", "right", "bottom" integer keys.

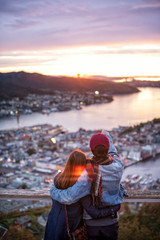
[
  {"left": 75, "top": 166, "right": 85, "bottom": 176},
  {"left": 137, "top": 88, "right": 153, "bottom": 101},
  {"left": 1, "top": 45, "right": 160, "bottom": 77}
]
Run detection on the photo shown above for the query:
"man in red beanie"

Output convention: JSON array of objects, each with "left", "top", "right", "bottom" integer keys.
[{"left": 82, "top": 132, "right": 124, "bottom": 240}]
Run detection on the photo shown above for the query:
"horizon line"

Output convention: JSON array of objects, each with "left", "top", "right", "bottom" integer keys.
[{"left": 1, "top": 70, "right": 160, "bottom": 79}]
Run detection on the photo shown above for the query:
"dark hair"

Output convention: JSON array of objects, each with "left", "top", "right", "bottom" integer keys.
[
  {"left": 55, "top": 149, "right": 86, "bottom": 189},
  {"left": 92, "top": 145, "right": 108, "bottom": 158}
]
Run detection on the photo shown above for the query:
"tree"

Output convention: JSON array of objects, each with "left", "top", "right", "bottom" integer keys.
[
  {"left": 4, "top": 226, "right": 36, "bottom": 240},
  {"left": 118, "top": 203, "right": 160, "bottom": 240},
  {"left": 27, "top": 148, "right": 36, "bottom": 155},
  {"left": 21, "top": 183, "right": 28, "bottom": 189}
]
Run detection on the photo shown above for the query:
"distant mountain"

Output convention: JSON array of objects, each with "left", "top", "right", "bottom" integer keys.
[
  {"left": 0, "top": 71, "right": 140, "bottom": 100},
  {"left": 127, "top": 79, "right": 160, "bottom": 88}
]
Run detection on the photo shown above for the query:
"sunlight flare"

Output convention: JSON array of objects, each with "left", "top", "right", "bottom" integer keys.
[{"left": 1, "top": 45, "right": 160, "bottom": 77}]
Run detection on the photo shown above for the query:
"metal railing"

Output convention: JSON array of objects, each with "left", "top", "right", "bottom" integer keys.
[{"left": 0, "top": 189, "right": 160, "bottom": 202}]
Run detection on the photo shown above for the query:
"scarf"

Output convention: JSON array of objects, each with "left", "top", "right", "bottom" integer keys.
[{"left": 86, "top": 154, "right": 113, "bottom": 205}]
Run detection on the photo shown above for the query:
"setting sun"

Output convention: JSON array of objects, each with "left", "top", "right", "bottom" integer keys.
[{"left": 1, "top": 45, "right": 160, "bottom": 77}]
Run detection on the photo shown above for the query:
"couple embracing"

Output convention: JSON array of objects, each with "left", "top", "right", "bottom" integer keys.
[{"left": 44, "top": 132, "right": 126, "bottom": 240}]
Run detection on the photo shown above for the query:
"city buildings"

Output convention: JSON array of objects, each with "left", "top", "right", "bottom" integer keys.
[{"left": 0, "top": 119, "right": 160, "bottom": 212}]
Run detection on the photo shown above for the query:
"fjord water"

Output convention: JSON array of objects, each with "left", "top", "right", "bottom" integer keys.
[
  {"left": 122, "top": 156, "right": 160, "bottom": 180},
  {"left": 0, "top": 88, "right": 159, "bottom": 132}
]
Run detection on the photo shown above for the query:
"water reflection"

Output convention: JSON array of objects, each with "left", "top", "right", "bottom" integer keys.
[
  {"left": 122, "top": 156, "right": 160, "bottom": 181},
  {"left": 0, "top": 88, "right": 159, "bottom": 131},
  {"left": 137, "top": 88, "right": 153, "bottom": 100}
]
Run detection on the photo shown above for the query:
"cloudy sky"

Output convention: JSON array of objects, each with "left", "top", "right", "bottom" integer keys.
[{"left": 0, "top": 0, "right": 160, "bottom": 76}]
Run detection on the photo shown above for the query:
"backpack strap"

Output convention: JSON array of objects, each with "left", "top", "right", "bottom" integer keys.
[{"left": 64, "top": 205, "right": 72, "bottom": 239}]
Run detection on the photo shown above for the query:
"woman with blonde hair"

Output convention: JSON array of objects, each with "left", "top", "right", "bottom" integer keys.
[{"left": 44, "top": 149, "right": 120, "bottom": 240}]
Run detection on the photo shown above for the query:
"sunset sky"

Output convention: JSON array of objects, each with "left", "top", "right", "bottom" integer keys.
[{"left": 0, "top": 0, "right": 160, "bottom": 77}]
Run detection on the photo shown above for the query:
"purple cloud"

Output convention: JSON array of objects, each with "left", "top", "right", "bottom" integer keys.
[
  {"left": 0, "top": 0, "right": 160, "bottom": 51},
  {"left": 5, "top": 19, "right": 40, "bottom": 30}
]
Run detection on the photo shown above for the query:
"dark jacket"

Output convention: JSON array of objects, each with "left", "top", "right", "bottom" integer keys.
[{"left": 44, "top": 194, "right": 120, "bottom": 240}]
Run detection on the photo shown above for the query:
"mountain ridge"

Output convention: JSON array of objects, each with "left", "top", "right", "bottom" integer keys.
[{"left": 0, "top": 71, "right": 140, "bottom": 100}]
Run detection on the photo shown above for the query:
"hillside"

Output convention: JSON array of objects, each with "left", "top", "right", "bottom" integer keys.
[
  {"left": 0, "top": 202, "right": 160, "bottom": 240},
  {"left": 0, "top": 71, "right": 139, "bottom": 100}
]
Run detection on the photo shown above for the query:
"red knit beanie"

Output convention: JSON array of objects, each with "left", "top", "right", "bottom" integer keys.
[{"left": 90, "top": 133, "right": 110, "bottom": 150}]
